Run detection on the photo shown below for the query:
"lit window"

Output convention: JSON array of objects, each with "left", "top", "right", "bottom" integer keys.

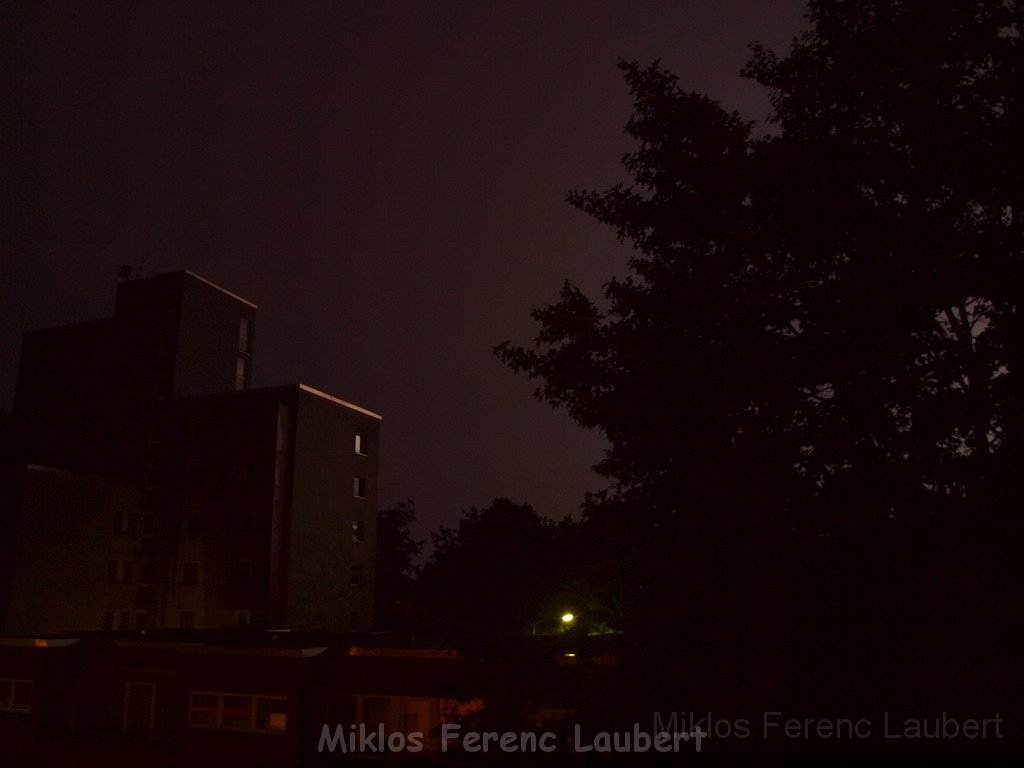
[
  {"left": 189, "top": 693, "right": 219, "bottom": 726},
  {"left": 222, "top": 695, "right": 253, "bottom": 728},
  {"left": 181, "top": 562, "right": 199, "bottom": 585},
  {"left": 354, "top": 434, "right": 367, "bottom": 455},
  {"left": 239, "top": 318, "right": 251, "bottom": 352},
  {"left": 235, "top": 357, "right": 248, "bottom": 390},
  {"left": 257, "top": 698, "right": 288, "bottom": 732},
  {"left": 351, "top": 520, "right": 364, "bottom": 543},
  {"left": 188, "top": 692, "right": 287, "bottom": 733},
  {"left": 353, "top": 476, "right": 366, "bottom": 499}
]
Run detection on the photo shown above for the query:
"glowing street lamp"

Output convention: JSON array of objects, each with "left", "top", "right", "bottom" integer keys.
[{"left": 561, "top": 612, "right": 575, "bottom": 625}]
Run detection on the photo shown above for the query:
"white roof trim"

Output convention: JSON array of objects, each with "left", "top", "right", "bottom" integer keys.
[
  {"left": 298, "top": 384, "right": 382, "bottom": 420},
  {"left": 184, "top": 270, "right": 258, "bottom": 308}
]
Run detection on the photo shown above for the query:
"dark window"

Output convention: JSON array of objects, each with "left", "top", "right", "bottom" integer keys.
[
  {"left": 180, "top": 611, "right": 196, "bottom": 629},
  {"left": 155, "top": 376, "right": 172, "bottom": 399},
  {"left": 142, "top": 513, "right": 156, "bottom": 535},
  {"left": 240, "top": 509, "right": 255, "bottom": 532},
  {"left": 353, "top": 476, "right": 366, "bottom": 498},
  {"left": 158, "top": 334, "right": 175, "bottom": 357},
  {"left": 120, "top": 512, "right": 140, "bottom": 534},
  {"left": 149, "top": 415, "right": 167, "bottom": 443},
  {"left": 185, "top": 515, "right": 202, "bottom": 536},
  {"left": 350, "top": 564, "right": 362, "bottom": 587},
  {"left": 232, "top": 560, "right": 252, "bottom": 583},
  {"left": 354, "top": 434, "right": 367, "bottom": 455},
  {"left": 351, "top": 520, "right": 364, "bottom": 543},
  {"left": 109, "top": 560, "right": 135, "bottom": 584},
  {"left": 134, "top": 611, "right": 148, "bottom": 630},
  {"left": 181, "top": 562, "right": 199, "bottom": 585},
  {"left": 138, "top": 561, "right": 152, "bottom": 585}
]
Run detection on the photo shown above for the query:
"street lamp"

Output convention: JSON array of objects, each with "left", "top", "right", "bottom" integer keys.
[{"left": 561, "top": 612, "right": 575, "bottom": 625}]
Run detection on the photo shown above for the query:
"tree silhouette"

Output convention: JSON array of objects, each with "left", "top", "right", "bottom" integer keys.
[
  {"left": 497, "top": 0, "right": 1022, "bottom": 670},
  {"left": 375, "top": 500, "right": 423, "bottom": 632},
  {"left": 415, "top": 498, "right": 569, "bottom": 645}
]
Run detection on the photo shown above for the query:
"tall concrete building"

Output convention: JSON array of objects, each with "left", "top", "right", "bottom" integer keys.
[{"left": 1, "top": 271, "right": 379, "bottom": 634}]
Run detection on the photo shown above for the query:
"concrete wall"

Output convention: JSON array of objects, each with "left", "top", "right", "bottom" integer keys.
[
  {"left": 283, "top": 388, "right": 380, "bottom": 632},
  {"left": 1, "top": 466, "right": 140, "bottom": 634}
]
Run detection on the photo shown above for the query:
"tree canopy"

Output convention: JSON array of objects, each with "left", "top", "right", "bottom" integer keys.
[{"left": 497, "top": 0, "right": 1023, "bottom": 661}]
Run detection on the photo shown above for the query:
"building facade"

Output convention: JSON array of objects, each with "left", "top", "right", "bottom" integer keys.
[{"left": 1, "top": 271, "right": 379, "bottom": 634}]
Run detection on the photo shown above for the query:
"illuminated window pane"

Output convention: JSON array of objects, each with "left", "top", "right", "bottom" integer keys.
[
  {"left": 235, "top": 357, "right": 248, "bottom": 390},
  {"left": 239, "top": 318, "right": 251, "bottom": 352},
  {"left": 222, "top": 695, "right": 253, "bottom": 729},
  {"left": 257, "top": 698, "right": 287, "bottom": 732},
  {"left": 189, "top": 693, "right": 218, "bottom": 726}
]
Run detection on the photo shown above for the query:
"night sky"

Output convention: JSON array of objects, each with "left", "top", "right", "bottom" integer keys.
[{"left": 1, "top": 1, "right": 806, "bottom": 537}]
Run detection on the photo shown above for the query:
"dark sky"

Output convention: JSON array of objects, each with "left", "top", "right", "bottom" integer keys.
[{"left": 1, "top": 1, "right": 807, "bottom": 538}]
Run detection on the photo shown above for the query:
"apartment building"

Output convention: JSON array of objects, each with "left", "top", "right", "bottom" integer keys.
[{"left": 1, "top": 271, "right": 378, "bottom": 634}]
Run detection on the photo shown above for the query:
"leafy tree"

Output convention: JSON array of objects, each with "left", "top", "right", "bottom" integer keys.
[
  {"left": 415, "top": 498, "right": 572, "bottom": 645},
  {"left": 497, "top": 0, "right": 1023, "bottom": 666},
  {"left": 375, "top": 500, "right": 423, "bottom": 632}
]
